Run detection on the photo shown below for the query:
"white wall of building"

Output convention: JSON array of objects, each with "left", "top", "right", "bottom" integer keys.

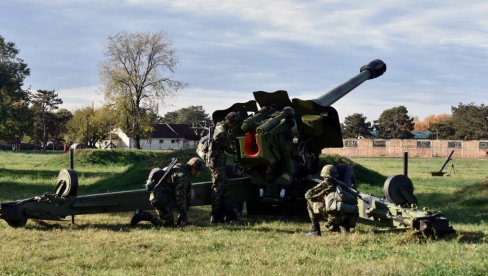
[
  {"left": 99, "top": 128, "right": 198, "bottom": 150},
  {"left": 137, "top": 138, "right": 197, "bottom": 150}
]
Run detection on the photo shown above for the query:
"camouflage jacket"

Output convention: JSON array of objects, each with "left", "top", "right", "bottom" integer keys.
[
  {"left": 304, "top": 177, "right": 336, "bottom": 201},
  {"left": 147, "top": 162, "right": 192, "bottom": 214},
  {"left": 208, "top": 121, "right": 234, "bottom": 168}
]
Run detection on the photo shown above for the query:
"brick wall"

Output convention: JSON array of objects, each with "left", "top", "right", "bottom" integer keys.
[{"left": 322, "top": 139, "right": 488, "bottom": 159}]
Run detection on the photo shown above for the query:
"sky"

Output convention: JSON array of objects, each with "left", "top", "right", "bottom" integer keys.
[{"left": 1, "top": 0, "right": 487, "bottom": 122}]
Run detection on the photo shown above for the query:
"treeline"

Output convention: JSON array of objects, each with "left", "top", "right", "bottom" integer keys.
[
  {"left": 341, "top": 104, "right": 488, "bottom": 140},
  {"left": 2, "top": 33, "right": 486, "bottom": 151},
  {"left": 1, "top": 31, "right": 194, "bottom": 150}
]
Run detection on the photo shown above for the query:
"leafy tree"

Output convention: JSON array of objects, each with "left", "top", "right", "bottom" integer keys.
[
  {"left": 451, "top": 103, "right": 488, "bottom": 140},
  {"left": 341, "top": 113, "right": 373, "bottom": 139},
  {"left": 161, "top": 105, "right": 211, "bottom": 125},
  {"left": 46, "top": 109, "right": 72, "bottom": 148},
  {"left": 160, "top": 110, "right": 179, "bottom": 124},
  {"left": 0, "top": 35, "right": 31, "bottom": 150},
  {"left": 30, "top": 89, "right": 63, "bottom": 149},
  {"left": 374, "top": 106, "right": 414, "bottom": 139},
  {"left": 65, "top": 106, "right": 97, "bottom": 147},
  {"left": 0, "top": 100, "right": 32, "bottom": 150},
  {"left": 429, "top": 120, "right": 456, "bottom": 140},
  {"left": 112, "top": 97, "right": 157, "bottom": 143},
  {"left": 414, "top": 114, "right": 451, "bottom": 131},
  {"left": 65, "top": 105, "right": 119, "bottom": 147},
  {"left": 100, "top": 30, "right": 185, "bottom": 149}
]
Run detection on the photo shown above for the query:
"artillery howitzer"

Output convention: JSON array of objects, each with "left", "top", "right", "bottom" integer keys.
[{"left": 0, "top": 60, "right": 454, "bottom": 235}]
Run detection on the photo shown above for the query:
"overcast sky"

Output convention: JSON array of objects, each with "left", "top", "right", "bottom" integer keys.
[{"left": 1, "top": 0, "right": 487, "bottom": 122}]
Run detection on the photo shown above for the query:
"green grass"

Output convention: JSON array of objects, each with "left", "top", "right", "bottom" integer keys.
[{"left": 1, "top": 150, "right": 487, "bottom": 275}]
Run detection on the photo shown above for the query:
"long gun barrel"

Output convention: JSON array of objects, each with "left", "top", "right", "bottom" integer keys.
[
  {"left": 438, "top": 150, "right": 455, "bottom": 172},
  {"left": 431, "top": 150, "right": 455, "bottom": 176},
  {"left": 313, "top": 59, "right": 386, "bottom": 106}
]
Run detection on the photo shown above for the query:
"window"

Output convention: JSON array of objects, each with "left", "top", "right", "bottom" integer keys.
[
  {"left": 159, "top": 140, "right": 164, "bottom": 144},
  {"left": 373, "top": 140, "right": 386, "bottom": 147},
  {"left": 171, "top": 140, "right": 175, "bottom": 143},
  {"left": 417, "top": 141, "right": 431, "bottom": 148},
  {"left": 344, "top": 140, "right": 358, "bottom": 147},
  {"left": 480, "top": 142, "right": 488, "bottom": 149},
  {"left": 447, "top": 141, "right": 462, "bottom": 149}
]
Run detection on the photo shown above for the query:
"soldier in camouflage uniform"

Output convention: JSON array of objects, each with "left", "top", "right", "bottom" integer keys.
[
  {"left": 130, "top": 157, "right": 205, "bottom": 228},
  {"left": 305, "top": 164, "right": 358, "bottom": 236},
  {"left": 208, "top": 111, "right": 241, "bottom": 223}
]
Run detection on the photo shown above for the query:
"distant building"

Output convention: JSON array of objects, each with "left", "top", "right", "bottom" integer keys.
[
  {"left": 369, "top": 130, "right": 432, "bottom": 139},
  {"left": 101, "top": 124, "right": 201, "bottom": 150},
  {"left": 411, "top": 131, "right": 432, "bottom": 139}
]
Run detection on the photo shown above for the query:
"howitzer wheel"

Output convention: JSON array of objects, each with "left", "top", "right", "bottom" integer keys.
[
  {"left": 383, "top": 174, "right": 417, "bottom": 206},
  {"left": 5, "top": 217, "right": 27, "bottom": 228},
  {"left": 54, "top": 169, "right": 78, "bottom": 197}
]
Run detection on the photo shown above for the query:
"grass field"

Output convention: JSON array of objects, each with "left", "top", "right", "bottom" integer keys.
[{"left": 0, "top": 150, "right": 487, "bottom": 275}]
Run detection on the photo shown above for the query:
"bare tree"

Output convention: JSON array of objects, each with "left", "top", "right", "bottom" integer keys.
[{"left": 100, "top": 31, "right": 185, "bottom": 149}]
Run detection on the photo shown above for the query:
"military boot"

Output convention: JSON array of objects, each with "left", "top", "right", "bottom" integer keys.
[
  {"left": 305, "top": 222, "right": 321, "bottom": 237},
  {"left": 130, "top": 209, "right": 153, "bottom": 226},
  {"left": 210, "top": 203, "right": 226, "bottom": 224},
  {"left": 176, "top": 215, "right": 188, "bottom": 228},
  {"left": 210, "top": 211, "right": 220, "bottom": 224}
]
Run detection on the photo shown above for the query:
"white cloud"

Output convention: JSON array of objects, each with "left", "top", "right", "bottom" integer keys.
[
  {"left": 56, "top": 86, "right": 105, "bottom": 110},
  {"left": 161, "top": 87, "right": 251, "bottom": 115},
  {"left": 3, "top": 0, "right": 487, "bottom": 123}
]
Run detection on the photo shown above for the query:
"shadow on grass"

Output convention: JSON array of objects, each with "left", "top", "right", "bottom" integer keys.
[
  {"left": 26, "top": 220, "right": 301, "bottom": 235},
  {"left": 320, "top": 155, "right": 387, "bottom": 186},
  {"left": 78, "top": 149, "right": 212, "bottom": 194},
  {"left": 0, "top": 168, "right": 122, "bottom": 183},
  {"left": 456, "top": 231, "right": 486, "bottom": 244},
  {"left": 22, "top": 206, "right": 302, "bottom": 235},
  {"left": 0, "top": 181, "right": 54, "bottom": 200},
  {"left": 0, "top": 167, "right": 140, "bottom": 200},
  {"left": 0, "top": 168, "right": 65, "bottom": 179},
  {"left": 418, "top": 181, "right": 488, "bottom": 225}
]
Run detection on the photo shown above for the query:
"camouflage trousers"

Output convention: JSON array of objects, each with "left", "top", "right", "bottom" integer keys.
[
  {"left": 306, "top": 199, "right": 342, "bottom": 231},
  {"left": 150, "top": 188, "right": 187, "bottom": 226},
  {"left": 209, "top": 166, "right": 229, "bottom": 214}
]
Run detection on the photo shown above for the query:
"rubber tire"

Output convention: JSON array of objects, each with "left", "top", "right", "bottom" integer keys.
[{"left": 5, "top": 217, "right": 27, "bottom": 228}]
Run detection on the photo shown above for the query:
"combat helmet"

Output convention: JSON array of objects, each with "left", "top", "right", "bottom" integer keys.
[
  {"left": 320, "top": 164, "right": 339, "bottom": 178},
  {"left": 187, "top": 157, "right": 205, "bottom": 172},
  {"left": 225, "top": 111, "right": 242, "bottom": 123}
]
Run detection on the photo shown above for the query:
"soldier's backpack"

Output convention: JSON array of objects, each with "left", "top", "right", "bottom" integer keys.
[
  {"left": 144, "top": 158, "right": 178, "bottom": 191},
  {"left": 325, "top": 185, "right": 358, "bottom": 214},
  {"left": 196, "top": 127, "right": 214, "bottom": 163}
]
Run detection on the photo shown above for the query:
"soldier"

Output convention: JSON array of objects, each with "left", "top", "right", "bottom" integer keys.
[
  {"left": 304, "top": 164, "right": 359, "bottom": 236},
  {"left": 130, "top": 157, "right": 205, "bottom": 228},
  {"left": 208, "top": 111, "right": 242, "bottom": 223}
]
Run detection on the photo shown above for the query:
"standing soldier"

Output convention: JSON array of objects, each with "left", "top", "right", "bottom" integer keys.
[
  {"left": 130, "top": 157, "right": 205, "bottom": 228},
  {"left": 208, "top": 111, "right": 242, "bottom": 223},
  {"left": 304, "top": 164, "right": 359, "bottom": 236}
]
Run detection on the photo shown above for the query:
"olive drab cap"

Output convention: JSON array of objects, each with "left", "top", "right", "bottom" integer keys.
[
  {"left": 320, "top": 164, "right": 339, "bottom": 178},
  {"left": 187, "top": 157, "right": 205, "bottom": 172}
]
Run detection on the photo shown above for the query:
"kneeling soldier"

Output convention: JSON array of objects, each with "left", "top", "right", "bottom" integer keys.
[
  {"left": 131, "top": 157, "right": 205, "bottom": 228},
  {"left": 305, "top": 164, "right": 359, "bottom": 236}
]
